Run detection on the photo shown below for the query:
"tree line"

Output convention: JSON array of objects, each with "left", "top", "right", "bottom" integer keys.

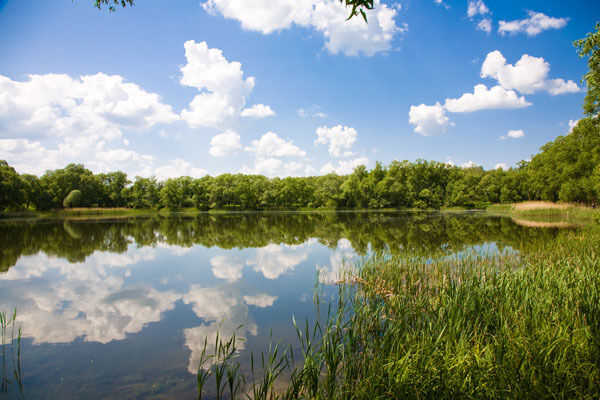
[{"left": 1, "top": 115, "right": 598, "bottom": 212}]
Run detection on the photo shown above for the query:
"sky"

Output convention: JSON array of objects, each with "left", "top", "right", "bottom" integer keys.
[{"left": 0, "top": 0, "right": 598, "bottom": 180}]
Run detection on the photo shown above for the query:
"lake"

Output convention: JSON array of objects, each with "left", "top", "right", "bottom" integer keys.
[{"left": 0, "top": 211, "right": 567, "bottom": 398}]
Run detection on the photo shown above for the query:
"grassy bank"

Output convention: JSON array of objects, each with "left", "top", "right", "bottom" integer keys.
[{"left": 199, "top": 215, "right": 600, "bottom": 399}]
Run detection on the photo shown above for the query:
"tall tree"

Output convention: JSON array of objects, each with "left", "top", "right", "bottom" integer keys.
[{"left": 575, "top": 22, "right": 600, "bottom": 117}]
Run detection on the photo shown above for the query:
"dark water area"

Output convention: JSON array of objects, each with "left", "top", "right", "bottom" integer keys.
[{"left": 0, "top": 212, "right": 569, "bottom": 398}]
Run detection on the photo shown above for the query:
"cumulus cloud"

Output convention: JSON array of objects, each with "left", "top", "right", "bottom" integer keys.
[
  {"left": 467, "top": 0, "right": 489, "bottom": 18},
  {"left": 179, "top": 40, "right": 272, "bottom": 127},
  {"left": 240, "top": 103, "right": 276, "bottom": 118},
  {"left": 153, "top": 158, "right": 207, "bottom": 181},
  {"left": 408, "top": 103, "right": 452, "bottom": 136},
  {"left": 247, "top": 244, "right": 308, "bottom": 279},
  {"left": 408, "top": 50, "right": 579, "bottom": 137},
  {"left": 243, "top": 293, "right": 278, "bottom": 308},
  {"left": 209, "top": 130, "right": 242, "bottom": 157},
  {"left": 183, "top": 285, "right": 258, "bottom": 373},
  {"left": 320, "top": 157, "right": 369, "bottom": 175},
  {"left": 444, "top": 84, "right": 530, "bottom": 112},
  {"left": 314, "top": 125, "right": 357, "bottom": 157},
  {"left": 480, "top": 50, "right": 579, "bottom": 95},
  {"left": 202, "top": 0, "right": 405, "bottom": 57},
  {"left": 498, "top": 11, "right": 568, "bottom": 37},
  {"left": 0, "top": 73, "right": 177, "bottom": 176},
  {"left": 495, "top": 163, "right": 508, "bottom": 170},
  {"left": 245, "top": 132, "right": 306, "bottom": 158},
  {"left": 0, "top": 246, "right": 181, "bottom": 345},
  {"left": 210, "top": 255, "right": 244, "bottom": 282},
  {"left": 500, "top": 129, "right": 524, "bottom": 140},
  {"left": 241, "top": 131, "right": 309, "bottom": 177}
]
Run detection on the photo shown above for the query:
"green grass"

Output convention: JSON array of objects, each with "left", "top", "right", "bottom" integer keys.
[{"left": 199, "top": 219, "right": 600, "bottom": 399}]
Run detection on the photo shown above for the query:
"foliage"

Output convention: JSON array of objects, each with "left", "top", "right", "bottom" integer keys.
[
  {"left": 63, "top": 189, "right": 83, "bottom": 208},
  {"left": 92, "top": 0, "right": 133, "bottom": 12},
  {"left": 575, "top": 22, "right": 600, "bottom": 116},
  {"left": 0, "top": 161, "right": 23, "bottom": 212}
]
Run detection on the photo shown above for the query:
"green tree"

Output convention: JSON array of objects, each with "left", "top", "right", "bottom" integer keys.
[
  {"left": 63, "top": 189, "right": 83, "bottom": 208},
  {"left": 575, "top": 22, "right": 600, "bottom": 117},
  {"left": 97, "top": 171, "right": 130, "bottom": 207},
  {"left": 0, "top": 160, "right": 23, "bottom": 211},
  {"left": 127, "top": 176, "right": 160, "bottom": 209}
]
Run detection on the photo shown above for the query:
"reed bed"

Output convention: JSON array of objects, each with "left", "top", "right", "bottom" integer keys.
[
  {"left": 0, "top": 308, "right": 22, "bottom": 394},
  {"left": 199, "top": 223, "right": 600, "bottom": 399}
]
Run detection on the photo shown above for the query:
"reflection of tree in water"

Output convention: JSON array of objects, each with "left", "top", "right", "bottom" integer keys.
[{"left": 0, "top": 212, "right": 567, "bottom": 272}]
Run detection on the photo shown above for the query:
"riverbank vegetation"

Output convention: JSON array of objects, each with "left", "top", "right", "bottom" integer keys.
[
  {"left": 196, "top": 216, "right": 600, "bottom": 399},
  {"left": 1, "top": 115, "right": 599, "bottom": 213}
]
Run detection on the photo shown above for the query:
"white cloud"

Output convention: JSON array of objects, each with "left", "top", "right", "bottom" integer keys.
[
  {"left": 467, "top": 0, "right": 489, "bottom": 18},
  {"left": 209, "top": 130, "right": 242, "bottom": 157},
  {"left": 0, "top": 247, "right": 180, "bottom": 345},
  {"left": 179, "top": 40, "right": 257, "bottom": 127},
  {"left": 476, "top": 18, "right": 492, "bottom": 33},
  {"left": 297, "top": 104, "right": 327, "bottom": 118},
  {"left": 153, "top": 158, "right": 207, "bottom": 181},
  {"left": 314, "top": 125, "right": 357, "bottom": 157},
  {"left": 320, "top": 157, "right": 369, "bottom": 175},
  {"left": 240, "top": 157, "right": 307, "bottom": 177},
  {"left": 461, "top": 160, "right": 480, "bottom": 168},
  {"left": 202, "top": 0, "right": 405, "bottom": 57},
  {"left": 245, "top": 132, "right": 306, "bottom": 158},
  {"left": 0, "top": 73, "right": 177, "bottom": 176},
  {"left": 500, "top": 129, "right": 524, "bottom": 140},
  {"left": 240, "top": 131, "right": 310, "bottom": 178},
  {"left": 243, "top": 294, "right": 277, "bottom": 308},
  {"left": 247, "top": 244, "right": 308, "bottom": 279},
  {"left": 444, "top": 84, "right": 530, "bottom": 112},
  {"left": 317, "top": 238, "right": 356, "bottom": 284},
  {"left": 408, "top": 103, "right": 452, "bottom": 136},
  {"left": 241, "top": 103, "right": 275, "bottom": 118},
  {"left": 0, "top": 73, "right": 177, "bottom": 134},
  {"left": 495, "top": 163, "right": 508, "bottom": 170},
  {"left": 544, "top": 79, "right": 581, "bottom": 96},
  {"left": 241, "top": 157, "right": 283, "bottom": 176},
  {"left": 210, "top": 255, "right": 244, "bottom": 282},
  {"left": 498, "top": 11, "right": 568, "bottom": 37},
  {"left": 480, "top": 50, "right": 579, "bottom": 95},
  {"left": 182, "top": 285, "right": 257, "bottom": 373}
]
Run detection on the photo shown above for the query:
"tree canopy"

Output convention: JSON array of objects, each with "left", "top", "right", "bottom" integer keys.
[{"left": 575, "top": 22, "right": 600, "bottom": 116}]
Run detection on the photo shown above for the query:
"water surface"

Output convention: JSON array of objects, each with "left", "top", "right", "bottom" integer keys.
[{"left": 0, "top": 212, "right": 566, "bottom": 398}]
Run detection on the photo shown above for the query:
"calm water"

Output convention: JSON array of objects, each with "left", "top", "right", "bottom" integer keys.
[{"left": 0, "top": 212, "right": 566, "bottom": 398}]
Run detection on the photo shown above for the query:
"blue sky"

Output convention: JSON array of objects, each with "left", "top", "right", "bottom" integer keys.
[{"left": 0, "top": 0, "right": 598, "bottom": 179}]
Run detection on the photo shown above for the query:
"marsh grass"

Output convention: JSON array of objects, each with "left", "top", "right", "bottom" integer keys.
[
  {"left": 200, "top": 223, "right": 600, "bottom": 399},
  {"left": 0, "top": 308, "right": 22, "bottom": 394}
]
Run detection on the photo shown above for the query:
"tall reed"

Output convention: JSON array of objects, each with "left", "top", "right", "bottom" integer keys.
[
  {"left": 0, "top": 308, "right": 22, "bottom": 394},
  {"left": 199, "top": 223, "right": 600, "bottom": 399}
]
